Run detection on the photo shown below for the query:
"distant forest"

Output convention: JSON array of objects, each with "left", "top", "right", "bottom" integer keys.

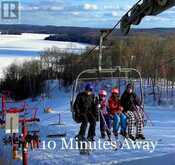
[
  {"left": 0, "top": 34, "right": 175, "bottom": 101},
  {"left": 45, "top": 34, "right": 99, "bottom": 45},
  {"left": 1, "top": 24, "right": 175, "bottom": 44}
]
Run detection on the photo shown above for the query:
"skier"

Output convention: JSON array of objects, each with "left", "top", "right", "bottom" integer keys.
[
  {"left": 121, "top": 83, "right": 145, "bottom": 141},
  {"left": 25, "top": 132, "right": 33, "bottom": 149},
  {"left": 108, "top": 88, "right": 127, "bottom": 139},
  {"left": 74, "top": 83, "right": 97, "bottom": 141},
  {"left": 32, "top": 132, "right": 40, "bottom": 149},
  {"left": 96, "top": 90, "right": 111, "bottom": 139}
]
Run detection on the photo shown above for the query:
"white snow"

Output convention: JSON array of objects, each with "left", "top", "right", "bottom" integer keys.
[
  {"left": 0, "top": 80, "right": 175, "bottom": 165},
  {"left": 0, "top": 33, "right": 92, "bottom": 78},
  {"left": 0, "top": 33, "right": 91, "bottom": 52}
]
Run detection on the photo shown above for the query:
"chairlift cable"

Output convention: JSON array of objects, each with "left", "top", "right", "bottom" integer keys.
[{"left": 84, "top": 0, "right": 143, "bottom": 58}]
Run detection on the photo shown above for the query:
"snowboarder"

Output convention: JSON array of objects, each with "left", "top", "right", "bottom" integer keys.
[
  {"left": 121, "top": 83, "right": 145, "bottom": 141},
  {"left": 108, "top": 88, "right": 127, "bottom": 139},
  {"left": 96, "top": 90, "right": 111, "bottom": 139},
  {"left": 74, "top": 83, "right": 97, "bottom": 141}
]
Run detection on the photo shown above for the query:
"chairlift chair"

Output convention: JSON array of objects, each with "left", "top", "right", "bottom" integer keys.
[
  {"left": 70, "top": 66, "right": 144, "bottom": 123},
  {"left": 47, "top": 113, "right": 67, "bottom": 138}
]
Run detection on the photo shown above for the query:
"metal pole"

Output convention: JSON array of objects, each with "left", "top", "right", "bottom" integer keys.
[
  {"left": 99, "top": 32, "right": 103, "bottom": 71},
  {"left": 2, "top": 95, "right": 6, "bottom": 119},
  {"left": 99, "top": 30, "right": 111, "bottom": 71},
  {"left": 99, "top": 29, "right": 112, "bottom": 78},
  {"left": 22, "top": 122, "right": 28, "bottom": 165},
  {"left": 58, "top": 113, "right": 61, "bottom": 124},
  {"left": 10, "top": 117, "right": 13, "bottom": 145}
]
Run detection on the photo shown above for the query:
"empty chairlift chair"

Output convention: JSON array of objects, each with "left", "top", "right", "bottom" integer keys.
[{"left": 47, "top": 113, "right": 67, "bottom": 138}]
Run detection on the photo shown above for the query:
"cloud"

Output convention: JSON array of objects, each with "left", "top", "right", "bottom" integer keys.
[
  {"left": 17, "top": 0, "right": 175, "bottom": 28},
  {"left": 103, "top": 11, "right": 121, "bottom": 18},
  {"left": 144, "top": 16, "right": 170, "bottom": 22},
  {"left": 103, "top": 5, "right": 117, "bottom": 10},
  {"left": 72, "top": 12, "right": 80, "bottom": 16},
  {"left": 49, "top": 6, "right": 64, "bottom": 11},
  {"left": 20, "top": 5, "right": 64, "bottom": 11},
  {"left": 103, "top": 4, "right": 128, "bottom": 12},
  {"left": 83, "top": 3, "right": 98, "bottom": 11},
  {"left": 20, "top": 0, "right": 65, "bottom": 11},
  {"left": 112, "top": 11, "right": 119, "bottom": 17},
  {"left": 20, "top": 6, "right": 37, "bottom": 11}
]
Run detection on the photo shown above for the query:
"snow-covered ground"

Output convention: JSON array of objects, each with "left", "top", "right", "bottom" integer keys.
[
  {"left": 0, "top": 80, "right": 175, "bottom": 165},
  {"left": 0, "top": 33, "right": 91, "bottom": 52},
  {"left": 0, "top": 33, "right": 175, "bottom": 165},
  {"left": 0, "top": 33, "right": 92, "bottom": 78}
]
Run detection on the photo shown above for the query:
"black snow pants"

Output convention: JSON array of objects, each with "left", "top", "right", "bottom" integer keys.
[{"left": 78, "top": 112, "right": 96, "bottom": 138}]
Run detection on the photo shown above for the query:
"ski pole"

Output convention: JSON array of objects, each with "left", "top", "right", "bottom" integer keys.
[
  {"left": 100, "top": 111, "right": 111, "bottom": 140},
  {"left": 135, "top": 104, "right": 154, "bottom": 127},
  {"left": 130, "top": 98, "right": 154, "bottom": 127},
  {"left": 140, "top": 107, "right": 154, "bottom": 126}
]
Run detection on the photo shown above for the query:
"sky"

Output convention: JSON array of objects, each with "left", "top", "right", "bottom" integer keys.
[{"left": 1, "top": 0, "right": 175, "bottom": 28}]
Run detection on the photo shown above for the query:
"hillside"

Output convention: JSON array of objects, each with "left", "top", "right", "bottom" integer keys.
[{"left": 0, "top": 80, "right": 175, "bottom": 165}]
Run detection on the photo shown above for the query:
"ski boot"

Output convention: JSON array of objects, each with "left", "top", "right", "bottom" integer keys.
[
  {"left": 101, "top": 132, "right": 106, "bottom": 139},
  {"left": 120, "top": 131, "right": 128, "bottom": 138},
  {"left": 87, "top": 136, "right": 95, "bottom": 142},
  {"left": 113, "top": 132, "right": 119, "bottom": 140},
  {"left": 75, "top": 134, "right": 86, "bottom": 141},
  {"left": 136, "top": 134, "right": 146, "bottom": 140},
  {"left": 128, "top": 135, "right": 136, "bottom": 141}
]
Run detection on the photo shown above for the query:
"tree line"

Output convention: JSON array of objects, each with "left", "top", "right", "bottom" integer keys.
[{"left": 0, "top": 34, "right": 174, "bottom": 101}]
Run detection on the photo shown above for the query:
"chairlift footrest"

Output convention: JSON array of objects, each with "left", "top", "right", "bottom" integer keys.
[{"left": 47, "top": 133, "right": 66, "bottom": 138}]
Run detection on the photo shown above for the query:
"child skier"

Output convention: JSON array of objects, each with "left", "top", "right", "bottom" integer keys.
[
  {"left": 108, "top": 88, "right": 127, "bottom": 139},
  {"left": 96, "top": 90, "right": 111, "bottom": 140}
]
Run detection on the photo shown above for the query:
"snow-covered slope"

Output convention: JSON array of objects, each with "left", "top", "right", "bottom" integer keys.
[{"left": 1, "top": 80, "right": 175, "bottom": 165}]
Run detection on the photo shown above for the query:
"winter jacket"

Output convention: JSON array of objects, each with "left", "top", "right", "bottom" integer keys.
[
  {"left": 96, "top": 97, "right": 108, "bottom": 115},
  {"left": 73, "top": 92, "right": 97, "bottom": 117},
  {"left": 121, "top": 91, "right": 141, "bottom": 112},
  {"left": 108, "top": 96, "right": 123, "bottom": 116}
]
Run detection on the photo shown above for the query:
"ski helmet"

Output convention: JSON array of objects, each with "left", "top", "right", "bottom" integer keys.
[
  {"left": 99, "top": 90, "right": 107, "bottom": 96},
  {"left": 112, "top": 88, "right": 119, "bottom": 95},
  {"left": 85, "top": 83, "right": 93, "bottom": 91}
]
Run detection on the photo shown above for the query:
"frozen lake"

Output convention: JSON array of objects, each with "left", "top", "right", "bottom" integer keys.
[
  {"left": 0, "top": 33, "right": 92, "bottom": 78},
  {"left": 0, "top": 49, "right": 39, "bottom": 57}
]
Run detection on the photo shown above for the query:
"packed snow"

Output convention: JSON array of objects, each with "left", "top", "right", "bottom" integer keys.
[
  {"left": 0, "top": 80, "right": 175, "bottom": 165},
  {"left": 0, "top": 33, "right": 92, "bottom": 78}
]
